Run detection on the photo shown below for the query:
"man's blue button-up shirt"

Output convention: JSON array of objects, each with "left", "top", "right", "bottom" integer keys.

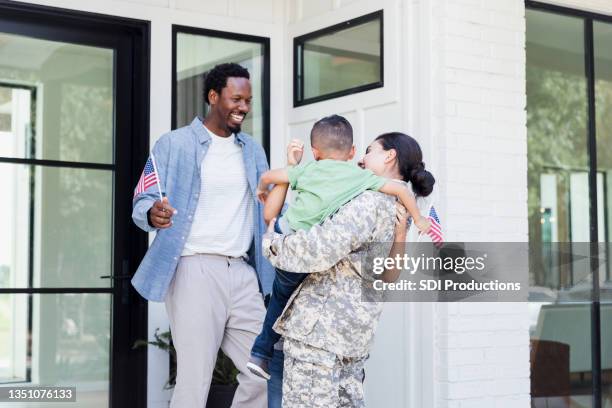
[{"left": 131, "top": 117, "right": 275, "bottom": 302}]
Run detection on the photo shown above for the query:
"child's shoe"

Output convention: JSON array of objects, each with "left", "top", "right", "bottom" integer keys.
[{"left": 246, "top": 355, "right": 271, "bottom": 380}]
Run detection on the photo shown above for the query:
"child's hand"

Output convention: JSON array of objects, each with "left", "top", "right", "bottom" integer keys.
[
  {"left": 414, "top": 216, "right": 431, "bottom": 234},
  {"left": 267, "top": 218, "right": 277, "bottom": 233},
  {"left": 256, "top": 186, "right": 269, "bottom": 204},
  {"left": 287, "top": 139, "right": 304, "bottom": 166}
]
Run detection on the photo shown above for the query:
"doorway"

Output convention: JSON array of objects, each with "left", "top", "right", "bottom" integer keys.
[{"left": 0, "top": 3, "right": 150, "bottom": 407}]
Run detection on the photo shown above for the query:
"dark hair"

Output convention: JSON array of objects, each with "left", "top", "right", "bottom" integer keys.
[
  {"left": 203, "top": 63, "right": 250, "bottom": 105},
  {"left": 310, "top": 114, "right": 353, "bottom": 153},
  {"left": 375, "top": 132, "right": 435, "bottom": 197}
]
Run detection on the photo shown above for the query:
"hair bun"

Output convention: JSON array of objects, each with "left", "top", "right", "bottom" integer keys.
[
  {"left": 409, "top": 162, "right": 425, "bottom": 179},
  {"left": 410, "top": 162, "right": 435, "bottom": 197}
]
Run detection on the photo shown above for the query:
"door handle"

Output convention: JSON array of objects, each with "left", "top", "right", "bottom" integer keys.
[{"left": 100, "top": 260, "right": 131, "bottom": 304}]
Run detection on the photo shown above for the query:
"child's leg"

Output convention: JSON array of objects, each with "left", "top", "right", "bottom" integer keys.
[{"left": 251, "top": 268, "right": 308, "bottom": 361}]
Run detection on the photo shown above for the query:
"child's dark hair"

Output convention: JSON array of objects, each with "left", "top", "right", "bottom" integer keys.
[
  {"left": 375, "top": 132, "right": 435, "bottom": 197},
  {"left": 203, "top": 63, "right": 250, "bottom": 105},
  {"left": 310, "top": 115, "right": 353, "bottom": 153}
]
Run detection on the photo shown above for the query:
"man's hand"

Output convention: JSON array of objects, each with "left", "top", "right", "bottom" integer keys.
[
  {"left": 149, "top": 197, "right": 177, "bottom": 229},
  {"left": 287, "top": 139, "right": 304, "bottom": 166}
]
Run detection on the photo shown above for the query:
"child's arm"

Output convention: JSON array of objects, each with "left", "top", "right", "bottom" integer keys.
[
  {"left": 258, "top": 139, "right": 303, "bottom": 223},
  {"left": 256, "top": 168, "right": 290, "bottom": 203},
  {"left": 263, "top": 183, "right": 289, "bottom": 225},
  {"left": 379, "top": 180, "right": 430, "bottom": 233}
]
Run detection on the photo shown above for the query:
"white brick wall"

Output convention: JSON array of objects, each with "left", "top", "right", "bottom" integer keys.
[
  {"left": 433, "top": 0, "right": 528, "bottom": 242},
  {"left": 430, "top": 0, "right": 531, "bottom": 406}
]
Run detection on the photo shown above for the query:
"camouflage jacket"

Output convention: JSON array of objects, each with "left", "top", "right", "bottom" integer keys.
[{"left": 262, "top": 190, "right": 396, "bottom": 358}]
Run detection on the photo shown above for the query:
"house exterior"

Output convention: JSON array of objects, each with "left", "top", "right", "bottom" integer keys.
[{"left": 1, "top": 0, "right": 610, "bottom": 406}]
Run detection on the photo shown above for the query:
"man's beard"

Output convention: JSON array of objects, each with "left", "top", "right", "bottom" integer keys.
[{"left": 228, "top": 124, "right": 242, "bottom": 134}]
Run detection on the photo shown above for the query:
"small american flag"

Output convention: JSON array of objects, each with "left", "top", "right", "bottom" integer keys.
[
  {"left": 427, "top": 206, "right": 444, "bottom": 247},
  {"left": 134, "top": 156, "right": 159, "bottom": 198}
]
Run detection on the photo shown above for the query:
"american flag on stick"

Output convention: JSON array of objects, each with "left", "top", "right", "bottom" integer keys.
[
  {"left": 134, "top": 154, "right": 162, "bottom": 199},
  {"left": 427, "top": 205, "right": 443, "bottom": 248}
]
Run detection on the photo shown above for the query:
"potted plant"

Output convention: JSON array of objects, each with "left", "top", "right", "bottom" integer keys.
[{"left": 134, "top": 329, "right": 238, "bottom": 407}]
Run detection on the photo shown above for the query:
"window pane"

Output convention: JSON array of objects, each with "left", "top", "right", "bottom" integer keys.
[
  {"left": 0, "top": 293, "right": 110, "bottom": 407},
  {"left": 298, "top": 13, "right": 382, "bottom": 103},
  {"left": 1, "top": 163, "right": 112, "bottom": 288},
  {"left": 0, "top": 86, "right": 12, "bottom": 131},
  {"left": 594, "top": 20, "right": 612, "bottom": 406},
  {"left": 175, "top": 32, "right": 265, "bottom": 146},
  {"left": 0, "top": 32, "right": 114, "bottom": 164},
  {"left": 526, "top": 9, "right": 593, "bottom": 407}
]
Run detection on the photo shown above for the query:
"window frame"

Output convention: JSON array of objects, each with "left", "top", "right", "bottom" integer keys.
[
  {"left": 171, "top": 25, "right": 271, "bottom": 159},
  {"left": 293, "top": 10, "right": 384, "bottom": 107},
  {"left": 526, "top": 2, "right": 612, "bottom": 407}
]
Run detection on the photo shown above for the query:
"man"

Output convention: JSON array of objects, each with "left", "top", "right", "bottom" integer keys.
[{"left": 131, "top": 63, "right": 273, "bottom": 407}]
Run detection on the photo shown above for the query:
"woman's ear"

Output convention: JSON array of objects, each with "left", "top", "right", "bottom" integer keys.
[{"left": 385, "top": 148, "right": 397, "bottom": 164}]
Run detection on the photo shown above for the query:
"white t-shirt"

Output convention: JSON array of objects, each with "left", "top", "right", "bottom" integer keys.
[{"left": 181, "top": 126, "right": 254, "bottom": 257}]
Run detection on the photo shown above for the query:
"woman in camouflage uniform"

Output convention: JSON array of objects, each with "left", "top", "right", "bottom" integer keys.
[{"left": 262, "top": 132, "right": 435, "bottom": 407}]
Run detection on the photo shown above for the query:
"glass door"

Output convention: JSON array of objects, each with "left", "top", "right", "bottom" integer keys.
[
  {"left": 526, "top": 9, "right": 594, "bottom": 407},
  {"left": 0, "top": 3, "right": 149, "bottom": 407},
  {"left": 527, "top": 3, "right": 612, "bottom": 407},
  {"left": 594, "top": 19, "right": 612, "bottom": 408}
]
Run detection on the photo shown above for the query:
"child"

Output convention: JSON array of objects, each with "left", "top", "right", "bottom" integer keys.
[{"left": 246, "top": 115, "right": 430, "bottom": 379}]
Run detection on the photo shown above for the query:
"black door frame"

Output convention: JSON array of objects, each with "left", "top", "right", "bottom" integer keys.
[
  {"left": 0, "top": 2, "right": 150, "bottom": 407},
  {"left": 526, "top": 2, "right": 612, "bottom": 407}
]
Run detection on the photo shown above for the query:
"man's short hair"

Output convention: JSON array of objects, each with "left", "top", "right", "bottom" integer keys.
[
  {"left": 310, "top": 115, "right": 353, "bottom": 153},
  {"left": 203, "top": 63, "right": 250, "bottom": 105}
]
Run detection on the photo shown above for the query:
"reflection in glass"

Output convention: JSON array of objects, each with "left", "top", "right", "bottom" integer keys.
[
  {"left": 0, "top": 293, "right": 110, "bottom": 407},
  {"left": 594, "top": 20, "right": 612, "bottom": 407},
  {"left": 0, "top": 33, "right": 113, "bottom": 164},
  {"left": 0, "top": 24, "right": 115, "bottom": 408},
  {"left": 175, "top": 32, "right": 265, "bottom": 145},
  {"left": 1, "top": 163, "right": 113, "bottom": 288},
  {"left": 298, "top": 14, "right": 381, "bottom": 102},
  {"left": 527, "top": 9, "right": 593, "bottom": 407}
]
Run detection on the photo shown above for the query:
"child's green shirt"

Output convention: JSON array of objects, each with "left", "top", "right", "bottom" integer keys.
[{"left": 285, "top": 159, "right": 386, "bottom": 231}]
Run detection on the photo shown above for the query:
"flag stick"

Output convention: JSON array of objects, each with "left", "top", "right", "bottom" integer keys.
[{"left": 149, "top": 152, "right": 164, "bottom": 203}]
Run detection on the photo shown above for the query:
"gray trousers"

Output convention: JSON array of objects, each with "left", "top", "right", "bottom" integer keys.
[{"left": 165, "top": 254, "right": 267, "bottom": 408}]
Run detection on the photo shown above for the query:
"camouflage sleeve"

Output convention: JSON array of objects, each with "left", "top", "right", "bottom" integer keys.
[{"left": 262, "top": 191, "right": 383, "bottom": 273}]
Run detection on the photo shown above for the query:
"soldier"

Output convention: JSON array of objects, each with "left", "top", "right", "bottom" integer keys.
[{"left": 262, "top": 132, "right": 436, "bottom": 407}]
